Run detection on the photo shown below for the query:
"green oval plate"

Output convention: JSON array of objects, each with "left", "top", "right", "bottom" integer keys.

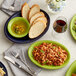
[
  {"left": 70, "top": 15, "right": 76, "bottom": 40},
  {"left": 28, "top": 40, "right": 70, "bottom": 69},
  {"left": 65, "top": 60, "right": 76, "bottom": 76}
]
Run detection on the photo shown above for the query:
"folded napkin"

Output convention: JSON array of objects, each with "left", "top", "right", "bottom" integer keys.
[
  {"left": 4, "top": 43, "right": 41, "bottom": 76},
  {"left": 1, "top": 0, "right": 30, "bottom": 15}
]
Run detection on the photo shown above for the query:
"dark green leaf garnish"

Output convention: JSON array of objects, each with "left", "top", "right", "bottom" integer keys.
[
  {"left": 15, "top": 28, "right": 19, "bottom": 34},
  {"left": 58, "top": 52, "right": 60, "bottom": 54},
  {"left": 40, "top": 50, "right": 44, "bottom": 53},
  {"left": 52, "top": 47, "right": 55, "bottom": 49},
  {"left": 43, "top": 60, "right": 48, "bottom": 64}
]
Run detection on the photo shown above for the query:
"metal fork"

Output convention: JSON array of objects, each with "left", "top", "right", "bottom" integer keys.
[{"left": 11, "top": 50, "right": 35, "bottom": 74}]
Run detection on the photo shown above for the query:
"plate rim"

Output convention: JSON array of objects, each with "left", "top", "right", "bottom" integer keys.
[
  {"left": 65, "top": 60, "right": 76, "bottom": 76},
  {"left": 0, "top": 62, "right": 8, "bottom": 76},
  {"left": 70, "top": 14, "right": 76, "bottom": 40},
  {"left": 28, "top": 40, "right": 70, "bottom": 69}
]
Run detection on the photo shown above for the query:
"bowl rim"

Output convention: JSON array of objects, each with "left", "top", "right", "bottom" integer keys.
[
  {"left": 70, "top": 14, "right": 76, "bottom": 40},
  {"left": 7, "top": 17, "right": 30, "bottom": 38},
  {"left": 28, "top": 40, "right": 70, "bottom": 69}
]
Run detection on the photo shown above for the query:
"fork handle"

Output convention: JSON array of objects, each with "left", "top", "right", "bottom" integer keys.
[
  {"left": 21, "top": 60, "right": 35, "bottom": 74},
  {"left": 20, "top": 66, "right": 36, "bottom": 76}
]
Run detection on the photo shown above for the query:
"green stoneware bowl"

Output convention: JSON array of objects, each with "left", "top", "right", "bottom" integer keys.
[
  {"left": 65, "top": 60, "right": 76, "bottom": 76},
  {"left": 28, "top": 40, "right": 70, "bottom": 69},
  {"left": 7, "top": 17, "right": 30, "bottom": 38},
  {"left": 70, "top": 15, "right": 76, "bottom": 40}
]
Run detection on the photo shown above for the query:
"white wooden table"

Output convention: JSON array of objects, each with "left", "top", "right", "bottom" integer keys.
[{"left": 0, "top": 0, "right": 76, "bottom": 76}]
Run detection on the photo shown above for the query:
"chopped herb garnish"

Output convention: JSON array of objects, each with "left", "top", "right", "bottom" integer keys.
[
  {"left": 40, "top": 50, "right": 44, "bottom": 53},
  {"left": 52, "top": 47, "right": 55, "bottom": 49},
  {"left": 34, "top": 48, "right": 37, "bottom": 50},
  {"left": 15, "top": 28, "right": 19, "bottom": 34},
  {"left": 46, "top": 60, "right": 49, "bottom": 63},
  {"left": 43, "top": 60, "right": 48, "bottom": 64},
  {"left": 58, "top": 52, "right": 60, "bottom": 54},
  {"left": 43, "top": 61, "right": 47, "bottom": 64}
]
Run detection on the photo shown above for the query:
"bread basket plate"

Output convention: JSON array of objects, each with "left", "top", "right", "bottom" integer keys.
[
  {"left": 4, "top": 10, "right": 50, "bottom": 43},
  {"left": 28, "top": 40, "right": 70, "bottom": 69}
]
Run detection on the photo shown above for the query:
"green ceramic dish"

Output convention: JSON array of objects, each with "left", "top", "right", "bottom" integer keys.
[
  {"left": 65, "top": 60, "right": 76, "bottom": 76},
  {"left": 28, "top": 40, "right": 70, "bottom": 69},
  {"left": 70, "top": 15, "right": 76, "bottom": 40},
  {"left": 7, "top": 17, "right": 30, "bottom": 38}
]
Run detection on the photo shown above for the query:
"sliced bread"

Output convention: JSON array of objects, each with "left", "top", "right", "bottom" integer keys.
[
  {"left": 28, "top": 4, "right": 40, "bottom": 20},
  {"left": 33, "top": 16, "right": 47, "bottom": 26},
  {"left": 30, "top": 12, "right": 45, "bottom": 25},
  {"left": 21, "top": 2, "right": 30, "bottom": 20},
  {"left": 29, "top": 20, "right": 46, "bottom": 38}
]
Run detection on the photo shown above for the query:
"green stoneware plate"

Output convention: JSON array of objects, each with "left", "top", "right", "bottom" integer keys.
[
  {"left": 7, "top": 17, "right": 30, "bottom": 38},
  {"left": 65, "top": 60, "right": 76, "bottom": 76},
  {"left": 70, "top": 15, "right": 76, "bottom": 40},
  {"left": 28, "top": 40, "right": 70, "bottom": 69}
]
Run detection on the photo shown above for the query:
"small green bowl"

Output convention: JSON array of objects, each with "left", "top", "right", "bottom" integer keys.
[
  {"left": 28, "top": 40, "right": 70, "bottom": 69},
  {"left": 7, "top": 17, "right": 30, "bottom": 38}
]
